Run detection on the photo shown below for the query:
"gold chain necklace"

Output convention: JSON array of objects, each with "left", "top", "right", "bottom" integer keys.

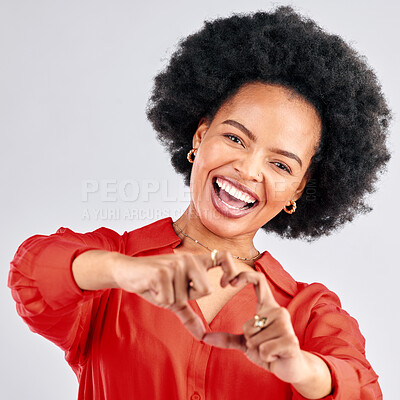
[{"left": 173, "top": 222, "right": 261, "bottom": 261}]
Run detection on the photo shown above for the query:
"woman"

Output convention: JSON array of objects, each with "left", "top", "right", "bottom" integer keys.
[{"left": 9, "top": 6, "right": 390, "bottom": 400}]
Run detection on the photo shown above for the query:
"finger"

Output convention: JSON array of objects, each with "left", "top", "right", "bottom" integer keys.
[
  {"left": 243, "top": 315, "right": 275, "bottom": 341},
  {"left": 186, "top": 259, "right": 213, "bottom": 300},
  {"left": 244, "top": 307, "right": 292, "bottom": 340},
  {"left": 230, "top": 270, "right": 279, "bottom": 312},
  {"left": 173, "top": 258, "right": 189, "bottom": 307},
  {"left": 245, "top": 320, "right": 282, "bottom": 349},
  {"left": 170, "top": 303, "right": 207, "bottom": 341},
  {"left": 206, "top": 250, "right": 238, "bottom": 286},
  {"left": 150, "top": 268, "right": 175, "bottom": 306},
  {"left": 202, "top": 332, "right": 247, "bottom": 351},
  {"left": 258, "top": 335, "right": 299, "bottom": 364}
]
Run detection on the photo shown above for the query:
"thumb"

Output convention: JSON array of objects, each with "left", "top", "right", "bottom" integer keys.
[
  {"left": 170, "top": 303, "right": 207, "bottom": 341},
  {"left": 202, "top": 332, "right": 247, "bottom": 351}
]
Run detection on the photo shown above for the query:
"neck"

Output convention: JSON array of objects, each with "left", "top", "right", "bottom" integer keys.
[{"left": 173, "top": 206, "right": 260, "bottom": 266}]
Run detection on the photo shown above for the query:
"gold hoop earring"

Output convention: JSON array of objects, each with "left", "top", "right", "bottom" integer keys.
[
  {"left": 187, "top": 148, "right": 197, "bottom": 163},
  {"left": 284, "top": 200, "right": 297, "bottom": 214}
]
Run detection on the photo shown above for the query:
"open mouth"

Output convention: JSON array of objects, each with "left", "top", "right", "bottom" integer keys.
[{"left": 212, "top": 177, "right": 258, "bottom": 211}]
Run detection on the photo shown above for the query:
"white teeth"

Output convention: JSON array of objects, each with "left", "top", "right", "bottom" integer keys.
[{"left": 215, "top": 178, "right": 257, "bottom": 204}]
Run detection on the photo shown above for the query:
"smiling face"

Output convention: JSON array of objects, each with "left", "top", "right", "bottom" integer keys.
[{"left": 189, "top": 82, "right": 321, "bottom": 239}]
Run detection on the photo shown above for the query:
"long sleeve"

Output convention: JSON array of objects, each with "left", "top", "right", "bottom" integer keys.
[
  {"left": 7, "top": 218, "right": 383, "bottom": 399},
  {"left": 8, "top": 227, "right": 124, "bottom": 368},
  {"left": 289, "top": 283, "right": 381, "bottom": 399}
]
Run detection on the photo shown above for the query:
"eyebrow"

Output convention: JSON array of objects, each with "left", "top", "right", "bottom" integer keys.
[{"left": 221, "top": 119, "right": 303, "bottom": 168}]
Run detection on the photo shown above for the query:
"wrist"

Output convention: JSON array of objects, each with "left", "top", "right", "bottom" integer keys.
[
  {"left": 291, "top": 351, "right": 332, "bottom": 399},
  {"left": 107, "top": 251, "right": 126, "bottom": 289}
]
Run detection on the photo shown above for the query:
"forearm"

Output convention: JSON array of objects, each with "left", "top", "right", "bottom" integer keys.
[
  {"left": 291, "top": 351, "right": 332, "bottom": 399},
  {"left": 72, "top": 250, "right": 121, "bottom": 290}
]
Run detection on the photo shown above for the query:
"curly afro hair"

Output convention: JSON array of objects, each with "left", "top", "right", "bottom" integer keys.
[{"left": 146, "top": 6, "right": 391, "bottom": 241}]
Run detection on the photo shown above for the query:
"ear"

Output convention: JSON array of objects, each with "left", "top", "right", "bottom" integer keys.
[
  {"left": 288, "top": 171, "right": 311, "bottom": 205},
  {"left": 192, "top": 117, "right": 209, "bottom": 149}
]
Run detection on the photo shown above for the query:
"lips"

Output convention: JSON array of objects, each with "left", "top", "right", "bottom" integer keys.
[{"left": 210, "top": 176, "right": 259, "bottom": 219}]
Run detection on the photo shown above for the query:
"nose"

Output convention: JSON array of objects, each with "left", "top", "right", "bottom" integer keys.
[{"left": 232, "top": 154, "right": 263, "bottom": 183}]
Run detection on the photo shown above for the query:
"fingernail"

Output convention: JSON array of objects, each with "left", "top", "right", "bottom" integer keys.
[{"left": 202, "top": 336, "right": 211, "bottom": 345}]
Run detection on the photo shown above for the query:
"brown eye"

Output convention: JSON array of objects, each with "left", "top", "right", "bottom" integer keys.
[
  {"left": 224, "top": 134, "right": 243, "bottom": 146},
  {"left": 273, "top": 162, "right": 291, "bottom": 173}
]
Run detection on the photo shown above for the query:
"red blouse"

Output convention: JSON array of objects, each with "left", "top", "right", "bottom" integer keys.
[{"left": 8, "top": 217, "right": 381, "bottom": 399}]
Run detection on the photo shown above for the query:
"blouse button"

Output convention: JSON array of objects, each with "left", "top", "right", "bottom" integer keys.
[{"left": 190, "top": 393, "right": 201, "bottom": 400}]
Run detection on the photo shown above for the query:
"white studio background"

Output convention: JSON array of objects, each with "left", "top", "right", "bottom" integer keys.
[{"left": 1, "top": 1, "right": 399, "bottom": 399}]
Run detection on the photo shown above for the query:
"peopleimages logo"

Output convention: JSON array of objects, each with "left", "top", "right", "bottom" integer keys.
[
  {"left": 80, "top": 178, "right": 190, "bottom": 221},
  {"left": 81, "top": 179, "right": 191, "bottom": 203}
]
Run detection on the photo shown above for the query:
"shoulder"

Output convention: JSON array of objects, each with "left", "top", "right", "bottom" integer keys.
[
  {"left": 54, "top": 226, "right": 123, "bottom": 249},
  {"left": 256, "top": 249, "right": 342, "bottom": 307},
  {"left": 49, "top": 217, "right": 179, "bottom": 256},
  {"left": 124, "top": 217, "right": 181, "bottom": 256}
]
